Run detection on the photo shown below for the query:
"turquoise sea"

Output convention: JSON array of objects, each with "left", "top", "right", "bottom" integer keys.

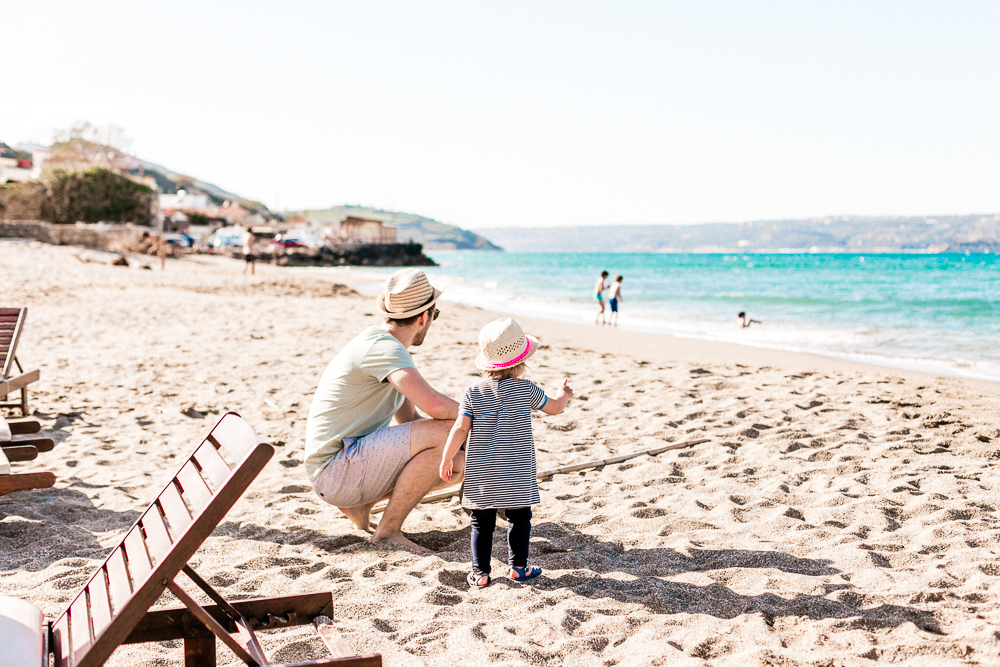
[{"left": 317, "top": 252, "right": 1000, "bottom": 383}]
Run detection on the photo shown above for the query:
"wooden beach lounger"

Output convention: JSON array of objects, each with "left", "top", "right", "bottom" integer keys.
[
  {"left": 0, "top": 308, "right": 41, "bottom": 417},
  {"left": 0, "top": 413, "right": 381, "bottom": 667}
]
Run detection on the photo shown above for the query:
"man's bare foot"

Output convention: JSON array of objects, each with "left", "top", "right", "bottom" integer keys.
[
  {"left": 370, "top": 530, "right": 435, "bottom": 555},
  {"left": 339, "top": 504, "right": 375, "bottom": 532}
]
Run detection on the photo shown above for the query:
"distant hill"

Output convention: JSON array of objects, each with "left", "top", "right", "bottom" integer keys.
[
  {"left": 293, "top": 206, "right": 502, "bottom": 251},
  {"left": 476, "top": 215, "right": 1000, "bottom": 253},
  {"left": 10, "top": 141, "right": 271, "bottom": 216},
  {"left": 136, "top": 158, "right": 270, "bottom": 215}
]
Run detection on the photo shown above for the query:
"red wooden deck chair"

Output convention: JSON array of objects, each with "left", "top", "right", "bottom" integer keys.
[
  {"left": 0, "top": 413, "right": 381, "bottom": 667},
  {"left": 0, "top": 308, "right": 40, "bottom": 417}
]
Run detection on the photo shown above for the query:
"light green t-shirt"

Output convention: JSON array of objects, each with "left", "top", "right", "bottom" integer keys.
[{"left": 304, "top": 326, "right": 416, "bottom": 481}]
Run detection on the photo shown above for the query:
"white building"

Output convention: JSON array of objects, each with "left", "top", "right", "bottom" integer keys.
[
  {"left": 159, "top": 189, "right": 212, "bottom": 210},
  {"left": 0, "top": 157, "right": 32, "bottom": 183}
]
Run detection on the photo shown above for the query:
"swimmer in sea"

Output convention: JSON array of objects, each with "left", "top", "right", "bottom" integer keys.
[{"left": 735, "top": 311, "right": 762, "bottom": 329}]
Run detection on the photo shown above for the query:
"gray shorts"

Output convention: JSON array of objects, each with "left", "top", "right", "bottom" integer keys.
[{"left": 311, "top": 423, "right": 412, "bottom": 508}]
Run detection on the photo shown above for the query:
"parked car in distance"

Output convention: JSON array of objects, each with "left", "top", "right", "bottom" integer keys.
[{"left": 162, "top": 233, "right": 198, "bottom": 248}]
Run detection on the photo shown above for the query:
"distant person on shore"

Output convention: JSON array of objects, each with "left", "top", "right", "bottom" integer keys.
[
  {"left": 304, "top": 268, "right": 462, "bottom": 554},
  {"left": 736, "top": 311, "right": 762, "bottom": 329},
  {"left": 608, "top": 275, "right": 623, "bottom": 327},
  {"left": 243, "top": 234, "right": 257, "bottom": 275},
  {"left": 157, "top": 235, "right": 168, "bottom": 271},
  {"left": 594, "top": 270, "right": 610, "bottom": 325},
  {"left": 439, "top": 318, "right": 573, "bottom": 589}
]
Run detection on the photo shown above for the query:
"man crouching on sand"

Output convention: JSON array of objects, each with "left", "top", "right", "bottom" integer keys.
[{"left": 304, "top": 268, "right": 463, "bottom": 554}]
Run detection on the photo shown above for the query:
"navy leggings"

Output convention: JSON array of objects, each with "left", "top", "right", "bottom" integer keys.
[{"left": 469, "top": 507, "right": 532, "bottom": 575}]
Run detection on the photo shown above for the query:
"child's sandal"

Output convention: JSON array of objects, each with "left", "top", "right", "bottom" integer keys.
[
  {"left": 509, "top": 565, "right": 542, "bottom": 582},
  {"left": 467, "top": 572, "right": 491, "bottom": 590}
]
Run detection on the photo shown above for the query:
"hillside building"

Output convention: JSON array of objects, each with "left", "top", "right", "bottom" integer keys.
[{"left": 337, "top": 216, "right": 397, "bottom": 244}]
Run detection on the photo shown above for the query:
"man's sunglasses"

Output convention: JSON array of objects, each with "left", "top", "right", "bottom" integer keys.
[{"left": 429, "top": 308, "right": 440, "bottom": 321}]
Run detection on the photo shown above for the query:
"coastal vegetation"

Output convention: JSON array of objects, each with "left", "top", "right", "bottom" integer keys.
[{"left": 0, "top": 168, "right": 154, "bottom": 225}]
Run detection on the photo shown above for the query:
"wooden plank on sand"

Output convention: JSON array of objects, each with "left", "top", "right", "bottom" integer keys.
[{"left": 370, "top": 437, "right": 710, "bottom": 514}]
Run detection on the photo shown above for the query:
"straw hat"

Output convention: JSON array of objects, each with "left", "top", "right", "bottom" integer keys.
[
  {"left": 377, "top": 268, "right": 443, "bottom": 319},
  {"left": 475, "top": 318, "right": 539, "bottom": 370}
]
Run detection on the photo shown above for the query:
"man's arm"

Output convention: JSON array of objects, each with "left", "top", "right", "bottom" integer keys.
[
  {"left": 387, "top": 367, "right": 459, "bottom": 420},
  {"left": 391, "top": 396, "right": 421, "bottom": 424}
]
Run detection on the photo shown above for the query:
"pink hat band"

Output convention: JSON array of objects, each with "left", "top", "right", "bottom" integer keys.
[
  {"left": 475, "top": 317, "right": 539, "bottom": 370},
  {"left": 479, "top": 339, "right": 533, "bottom": 370}
]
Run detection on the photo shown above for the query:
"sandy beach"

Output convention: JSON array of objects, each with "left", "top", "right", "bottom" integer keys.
[{"left": 3, "top": 240, "right": 1000, "bottom": 666}]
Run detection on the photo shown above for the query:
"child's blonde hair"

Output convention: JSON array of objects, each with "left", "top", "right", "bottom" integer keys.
[{"left": 481, "top": 362, "right": 527, "bottom": 380}]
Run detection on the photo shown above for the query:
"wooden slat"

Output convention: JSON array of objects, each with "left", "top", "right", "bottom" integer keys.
[
  {"left": 7, "top": 417, "right": 41, "bottom": 435},
  {"left": 270, "top": 658, "right": 382, "bottom": 667},
  {"left": 88, "top": 569, "right": 114, "bottom": 638},
  {"left": 235, "top": 615, "right": 270, "bottom": 665},
  {"left": 159, "top": 482, "right": 192, "bottom": 537},
  {"left": 314, "top": 618, "right": 357, "bottom": 658},
  {"left": 0, "top": 309, "right": 24, "bottom": 378},
  {"left": 124, "top": 592, "right": 333, "bottom": 643},
  {"left": 70, "top": 593, "right": 93, "bottom": 664},
  {"left": 52, "top": 614, "right": 70, "bottom": 667},
  {"left": 0, "top": 368, "right": 39, "bottom": 394},
  {"left": 165, "top": 581, "right": 259, "bottom": 665},
  {"left": 0, "top": 471, "right": 55, "bottom": 496},
  {"left": 209, "top": 412, "right": 261, "bottom": 465},
  {"left": 105, "top": 547, "right": 133, "bottom": 614},
  {"left": 2, "top": 444, "right": 38, "bottom": 461},
  {"left": 140, "top": 506, "right": 173, "bottom": 564},
  {"left": 176, "top": 461, "right": 214, "bottom": 514},
  {"left": 7, "top": 435, "right": 54, "bottom": 452},
  {"left": 193, "top": 442, "right": 232, "bottom": 490},
  {"left": 123, "top": 527, "right": 152, "bottom": 586}
]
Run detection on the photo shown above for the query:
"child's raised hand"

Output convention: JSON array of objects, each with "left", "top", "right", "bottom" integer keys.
[
  {"left": 558, "top": 378, "right": 574, "bottom": 400},
  {"left": 439, "top": 458, "right": 454, "bottom": 483}
]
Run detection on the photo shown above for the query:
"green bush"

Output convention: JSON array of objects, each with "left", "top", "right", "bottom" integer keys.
[
  {"left": 0, "top": 181, "right": 46, "bottom": 220},
  {"left": 40, "top": 168, "right": 154, "bottom": 225}
]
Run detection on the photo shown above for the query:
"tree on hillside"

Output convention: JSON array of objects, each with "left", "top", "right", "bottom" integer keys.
[{"left": 48, "top": 122, "right": 136, "bottom": 171}]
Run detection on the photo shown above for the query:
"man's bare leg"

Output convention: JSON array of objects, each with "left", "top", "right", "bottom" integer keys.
[
  {"left": 339, "top": 502, "right": 379, "bottom": 533},
  {"left": 371, "top": 419, "right": 464, "bottom": 553}
]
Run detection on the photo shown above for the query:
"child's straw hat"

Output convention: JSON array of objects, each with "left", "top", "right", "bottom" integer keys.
[
  {"left": 475, "top": 318, "right": 538, "bottom": 370},
  {"left": 377, "top": 268, "right": 443, "bottom": 319}
]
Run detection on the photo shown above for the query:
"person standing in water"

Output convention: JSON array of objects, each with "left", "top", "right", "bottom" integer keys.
[
  {"left": 608, "top": 275, "right": 623, "bottom": 327},
  {"left": 594, "top": 270, "right": 609, "bottom": 325}
]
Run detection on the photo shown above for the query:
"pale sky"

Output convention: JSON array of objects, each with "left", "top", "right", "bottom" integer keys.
[{"left": 4, "top": 1, "right": 1000, "bottom": 229}]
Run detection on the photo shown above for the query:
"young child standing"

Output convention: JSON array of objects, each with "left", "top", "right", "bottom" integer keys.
[
  {"left": 440, "top": 318, "right": 573, "bottom": 590},
  {"left": 608, "top": 274, "right": 624, "bottom": 327}
]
